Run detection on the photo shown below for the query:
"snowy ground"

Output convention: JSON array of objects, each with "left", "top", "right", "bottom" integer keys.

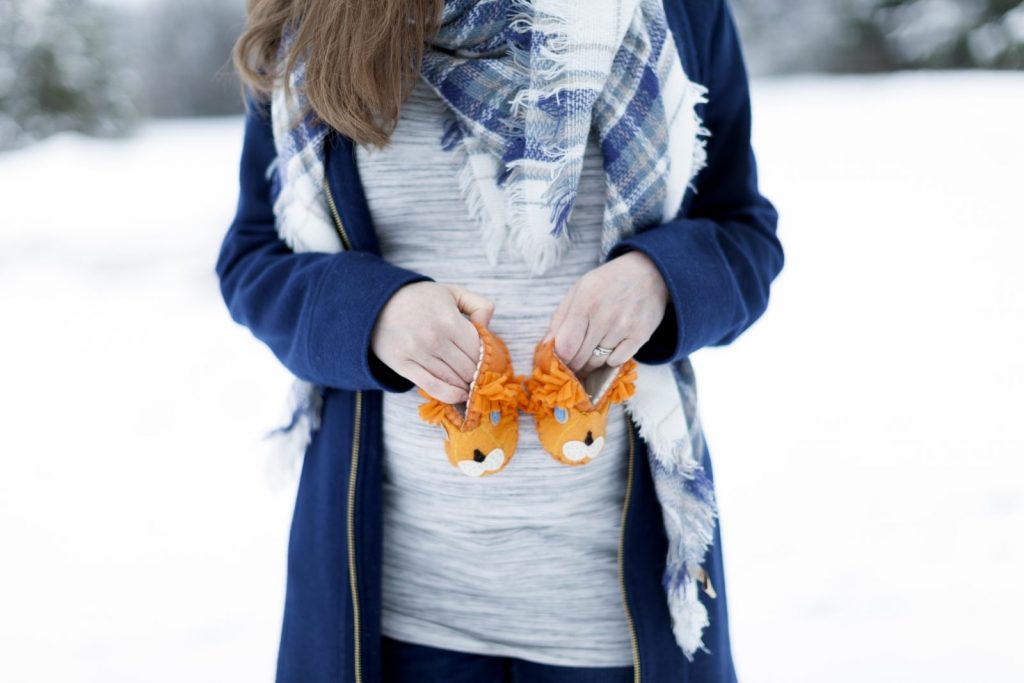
[{"left": 1, "top": 71, "right": 1022, "bottom": 682}]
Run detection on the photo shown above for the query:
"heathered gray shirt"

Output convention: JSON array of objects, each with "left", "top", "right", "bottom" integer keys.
[{"left": 356, "top": 77, "right": 634, "bottom": 667}]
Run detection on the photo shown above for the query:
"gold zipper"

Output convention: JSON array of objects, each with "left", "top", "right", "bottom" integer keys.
[
  {"left": 619, "top": 412, "right": 642, "bottom": 683},
  {"left": 322, "top": 172, "right": 363, "bottom": 683},
  {"left": 346, "top": 390, "right": 364, "bottom": 683},
  {"left": 322, "top": 175, "right": 353, "bottom": 250}
]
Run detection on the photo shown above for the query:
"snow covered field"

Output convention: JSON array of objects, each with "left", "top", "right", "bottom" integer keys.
[{"left": 1, "top": 71, "right": 1021, "bottom": 682}]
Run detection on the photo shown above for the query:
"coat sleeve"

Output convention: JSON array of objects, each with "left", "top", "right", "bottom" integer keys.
[
  {"left": 604, "top": 0, "right": 784, "bottom": 364},
  {"left": 215, "top": 92, "right": 434, "bottom": 392}
]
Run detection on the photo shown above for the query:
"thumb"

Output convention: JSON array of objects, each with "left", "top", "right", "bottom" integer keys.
[
  {"left": 543, "top": 288, "right": 573, "bottom": 342},
  {"left": 445, "top": 284, "right": 495, "bottom": 327}
]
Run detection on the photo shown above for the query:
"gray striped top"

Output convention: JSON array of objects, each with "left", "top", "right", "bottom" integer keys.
[{"left": 356, "top": 77, "right": 633, "bottom": 667}]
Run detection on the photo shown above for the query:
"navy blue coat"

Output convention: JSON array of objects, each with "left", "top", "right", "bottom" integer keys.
[{"left": 216, "top": 1, "right": 783, "bottom": 680}]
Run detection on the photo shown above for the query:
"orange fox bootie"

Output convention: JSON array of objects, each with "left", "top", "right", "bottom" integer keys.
[
  {"left": 524, "top": 338, "right": 638, "bottom": 466},
  {"left": 417, "top": 320, "right": 528, "bottom": 477}
]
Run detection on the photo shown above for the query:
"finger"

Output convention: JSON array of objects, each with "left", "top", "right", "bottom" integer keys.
[
  {"left": 580, "top": 329, "right": 629, "bottom": 375},
  {"left": 543, "top": 286, "right": 575, "bottom": 342},
  {"left": 399, "top": 359, "right": 468, "bottom": 404},
  {"left": 577, "top": 309, "right": 630, "bottom": 374},
  {"left": 434, "top": 335, "right": 478, "bottom": 386},
  {"left": 450, "top": 316, "right": 484, "bottom": 378},
  {"left": 418, "top": 352, "right": 471, "bottom": 394},
  {"left": 605, "top": 337, "right": 641, "bottom": 368},
  {"left": 553, "top": 307, "right": 588, "bottom": 368},
  {"left": 568, "top": 314, "right": 607, "bottom": 373},
  {"left": 446, "top": 284, "right": 495, "bottom": 327}
]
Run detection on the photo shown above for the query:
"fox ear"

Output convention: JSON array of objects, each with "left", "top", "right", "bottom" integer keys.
[{"left": 604, "top": 359, "right": 639, "bottom": 405}]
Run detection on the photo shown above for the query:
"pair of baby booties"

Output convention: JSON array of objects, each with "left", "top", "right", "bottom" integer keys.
[{"left": 417, "top": 320, "right": 639, "bottom": 477}]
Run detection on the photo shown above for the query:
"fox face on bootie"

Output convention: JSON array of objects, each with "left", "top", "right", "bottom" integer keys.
[
  {"left": 417, "top": 320, "right": 528, "bottom": 477},
  {"left": 524, "top": 337, "right": 638, "bottom": 466}
]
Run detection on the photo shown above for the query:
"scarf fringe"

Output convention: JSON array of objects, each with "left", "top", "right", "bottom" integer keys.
[
  {"left": 506, "top": 0, "right": 581, "bottom": 272},
  {"left": 443, "top": 114, "right": 510, "bottom": 267},
  {"left": 504, "top": 162, "right": 573, "bottom": 274},
  {"left": 262, "top": 379, "right": 322, "bottom": 489},
  {"left": 667, "top": 578, "right": 713, "bottom": 661},
  {"left": 624, "top": 360, "right": 718, "bottom": 659},
  {"left": 667, "top": 82, "right": 712, "bottom": 218},
  {"left": 505, "top": 0, "right": 572, "bottom": 151}
]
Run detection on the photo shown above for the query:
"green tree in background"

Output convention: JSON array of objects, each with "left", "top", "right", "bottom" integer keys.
[
  {"left": 733, "top": 0, "right": 1024, "bottom": 74},
  {"left": 128, "top": 0, "right": 245, "bottom": 118},
  {"left": 0, "top": 0, "right": 138, "bottom": 150},
  {"left": 2, "top": 0, "right": 1021, "bottom": 150}
]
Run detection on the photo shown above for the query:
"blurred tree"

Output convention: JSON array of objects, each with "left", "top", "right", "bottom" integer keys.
[
  {"left": 730, "top": 0, "right": 848, "bottom": 74},
  {"left": 840, "top": 0, "right": 1024, "bottom": 69},
  {"left": 128, "top": 0, "right": 247, "bottom": 118},
  {"left": 2, "top": 0, "right": 1019, "bottom": 150},
  {"left": 731, "top": 0, "right": 1024, "bottom": 74},
  {"left": 0, "top": 0, "right": 138, "bottom": 150}
]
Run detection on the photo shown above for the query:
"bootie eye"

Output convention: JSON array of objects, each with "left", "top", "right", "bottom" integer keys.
[
  {"left": 553, "top": 406, "right": 568, "bottom": 424},
  {"left": 490, "top": 410, "right": 501, "bottom": 425}
]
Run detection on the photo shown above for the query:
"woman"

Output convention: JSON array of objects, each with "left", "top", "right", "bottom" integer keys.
[{"left": 218, "top": 0, "right": 782, "bottom": 681}]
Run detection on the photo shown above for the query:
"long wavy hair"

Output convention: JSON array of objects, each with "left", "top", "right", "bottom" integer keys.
[{"left": 232, "top": 0, "right": 444, "bottom": 148}]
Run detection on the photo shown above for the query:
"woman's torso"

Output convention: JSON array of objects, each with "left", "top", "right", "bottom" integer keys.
[{"left": 355, "top": 77, "right": 634, "bottom": 667}]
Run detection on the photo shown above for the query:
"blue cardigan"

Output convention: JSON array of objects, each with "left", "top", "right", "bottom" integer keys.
[{"left": 216, "top": 1, "right": 783, "bottom": 681}]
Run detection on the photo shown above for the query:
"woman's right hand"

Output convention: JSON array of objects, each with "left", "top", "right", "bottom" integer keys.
[{"left": 370, "top": 282, "right": 494, "bottom": 404}]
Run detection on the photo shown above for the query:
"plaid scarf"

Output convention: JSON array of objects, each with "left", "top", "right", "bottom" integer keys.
[
  {"left": 267, "top": 0, "right": 719, "bottom": 660},
  {"left": 423, "top": 0, "right": 702, "bottom": 274}
]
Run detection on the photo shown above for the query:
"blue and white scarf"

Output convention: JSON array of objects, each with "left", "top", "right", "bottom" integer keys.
[{"left": 268, "top": 0, "right": 719, "bottom": 661}]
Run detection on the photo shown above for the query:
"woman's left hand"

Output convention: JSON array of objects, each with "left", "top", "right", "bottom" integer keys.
[{"left": 543, "top": 250, "right": 669, "bottom": 380}]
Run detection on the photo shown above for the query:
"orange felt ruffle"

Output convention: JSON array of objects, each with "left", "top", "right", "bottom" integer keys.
[
  {"left": 417, "top": 370, "right": 527, "bottom": 426},
  {"left": 603, "top": 358, "right": 639, "bottom": 406},
  {"left": 469, "top": 369, "right": 528, "bottom": 417},
  {"left": 524, "top": 356, "right": 588, "bottom": 414},
  {"left": 417, "top": 388, "right": 450, "bottom": 425},
  {"left": 525, "top": 356, "right": 639, "bottom": 413}
]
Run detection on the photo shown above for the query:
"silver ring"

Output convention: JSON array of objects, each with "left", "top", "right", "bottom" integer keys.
[{"left": 592, "top": 344, "right": 613, "bottom": 357}]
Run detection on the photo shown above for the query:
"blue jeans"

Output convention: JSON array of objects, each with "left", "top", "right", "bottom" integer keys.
[{"left": 382, "top": 636, "right": 635, "bottom": 682}]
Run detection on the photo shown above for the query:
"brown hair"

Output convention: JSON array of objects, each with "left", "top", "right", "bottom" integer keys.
[{"left": 232, "top": 0, "right": 444, "bottom": 148}]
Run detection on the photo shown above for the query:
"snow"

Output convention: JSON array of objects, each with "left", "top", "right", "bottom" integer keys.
[
  {"left": 705, "top": 71, "right": 1024, "bottom": 682},
  {"left": 1, "top": 71, "right": 1022, "bottom": 681},
  {"left": 0, "top": 118, "right": 296, "bottom": 681}
]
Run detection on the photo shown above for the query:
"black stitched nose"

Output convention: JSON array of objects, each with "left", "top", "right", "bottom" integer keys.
[
  {"left": 584, "top": 431, "right": 594, "bottom": 446},
  {"left": 473, "top": 449, "right": 486, "bottom": 463}
]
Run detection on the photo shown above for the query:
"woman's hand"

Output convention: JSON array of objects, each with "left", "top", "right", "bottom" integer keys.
[
  {"left": 371, "top": 282, "right": 494, "bottom": 404},
  {"left": 543, "top": 250, "right": 668, "bottom": 379}
]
